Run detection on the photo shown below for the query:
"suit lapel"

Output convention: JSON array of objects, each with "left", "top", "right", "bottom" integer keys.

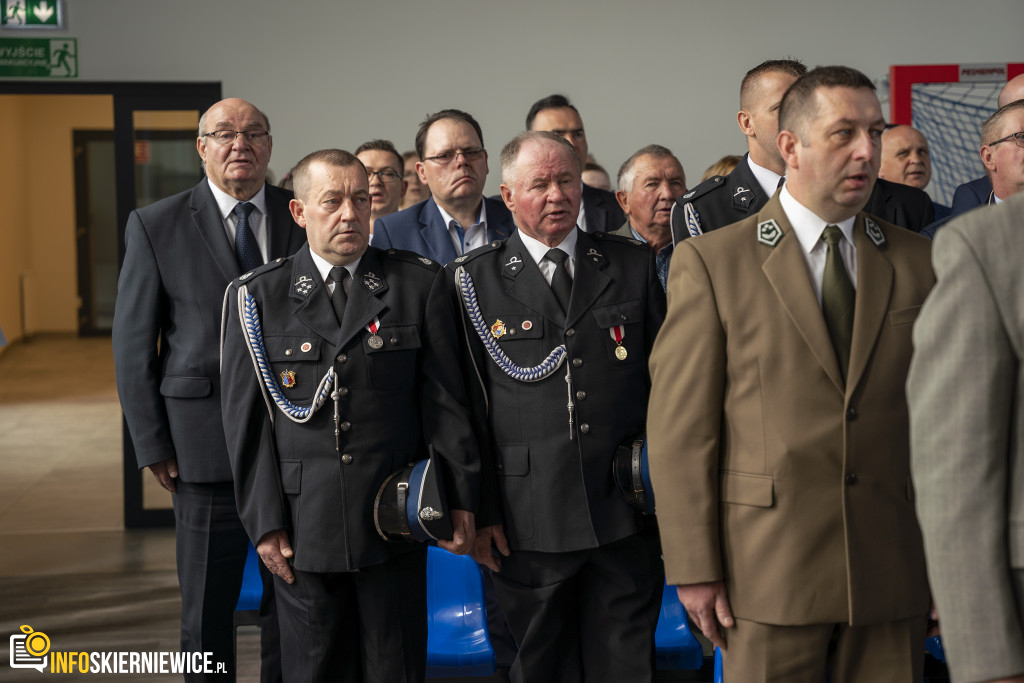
[
  {"left": 291, "top": 246, "right": 340, "bottom": 344},
  {"left": 759, "top": 199, "right": 844, "bottom": 392},
  {"left": 566, "top": 231, "right": 611, "bottom": 329},
  {"left": 485, "top": 197, "right": 514, "bottom": 243},
  {"left": 420, "top": 198, "right": 458, "bottom": 264},
  {"left": 342, "top": 250, "right": 388, "bottom": 350},
  {"left": 846, "top": 215, "right": 893, "bottom": 394},
  {"left": 189, "top": 180, "right": 240, "bottom": 282},
  {"left": 266, "top": 184, "right": 297, "bottom": 259},
  {"left": 503, "top": 232, "right": 566, "bottom": 327},
  {"left": 582, "top": 184, "right": 604, "bottom": 232}
]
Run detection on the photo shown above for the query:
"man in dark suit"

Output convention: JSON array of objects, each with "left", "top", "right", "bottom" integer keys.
[
  {"left": 113, "top": 98, "right": 306, "bottom": 681},
  {"left": 221, "top": 149, "right": 480, "bottom": 682},
  {"left": 447, "top": 131, "right": 666, "bottom": 682},
  {"left": 372, "top": 109, "right": 515, "bottom": 264},
  {"left": 671, "top": 58, "right": 934, "bottom": 242},
  {"left": 610, "top": 144, "right": 686, "bottom": 290},
  {"left": 924, "top": 100, "right": 1024, "bottom": 239},
  {"left": 947, "top": 73, "right": 1024, "bottom": 217},
  {"left": 650, "top": 66, "right": 933, "bottom": 683},
  {"left": 526, "top": 94, "right": 625, "bottom": 233}
]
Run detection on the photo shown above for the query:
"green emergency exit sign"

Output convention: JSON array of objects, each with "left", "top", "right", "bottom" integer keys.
[
  {"left": 1, "top": 0, "right": 63, "bottom": 28},
  {"left": 0, "top": 37, "right": 76, "bottom": 77}
]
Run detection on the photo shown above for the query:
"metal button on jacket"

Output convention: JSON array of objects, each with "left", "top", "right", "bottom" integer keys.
[{"left": 341, "top": 454, "right": 353, "bottom": 465}]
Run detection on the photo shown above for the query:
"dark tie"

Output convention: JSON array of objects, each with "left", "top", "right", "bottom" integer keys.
[
  {"left": 821, "top": 225, "right": 855, "bottom": 382},
  {"left": 328, "top": 267, "right": 350, "bottom": 324},
  {"left": 233, "top": 202, "right": 262, "bottom": 273},
  {"left": 544, "top": 248, "right": 573, "bottom": 316}
]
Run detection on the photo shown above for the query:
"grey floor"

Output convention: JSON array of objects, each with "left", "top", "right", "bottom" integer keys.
[
  {"left": 0, "top": 335, "right": 262, "bottom": 682},
  {"left": 0, "top": 335, "right": 711, "bottom": 682}
]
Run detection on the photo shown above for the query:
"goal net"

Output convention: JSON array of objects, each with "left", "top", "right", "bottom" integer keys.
[{"left": 882, "top": 63, "right": 1024, "bottom": 206}]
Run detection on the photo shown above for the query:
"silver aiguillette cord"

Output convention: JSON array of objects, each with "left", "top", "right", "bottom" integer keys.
[
  {"left": 565, "top": 366, "right": 575, "bottom": 441},
  {"left": 331, "top": 375, "right": 341, "bottom": 452}
]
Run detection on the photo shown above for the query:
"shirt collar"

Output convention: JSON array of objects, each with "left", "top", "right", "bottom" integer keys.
[
  {"left": 207, "top": 179, "right": 267, "bottom": 220},
  {"left": 779, "top": 185, "right": 856, "bottom": 255},
  {"left": 309, "top": 249, "right": 362, "bottom": 285},
  {"left": 436, "top": 198, "right": 487, "bottom": 230},
  {"left": 747, "top": 155, "right": 784, "bottom": 201},
  {"left": 518, "top": 227, "right": 579, "bottom": 266}
]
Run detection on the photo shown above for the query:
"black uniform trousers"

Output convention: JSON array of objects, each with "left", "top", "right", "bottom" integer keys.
[
  {"left": 174, "top": 481, "right": 281, "bottom": 682},
  {"left": 491, "top": 529, "right": 663, "bottom": 683},
  {"left": 273, "top": 546, "right": 428, "bottom": 683}
]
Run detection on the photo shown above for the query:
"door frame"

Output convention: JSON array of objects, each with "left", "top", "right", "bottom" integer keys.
[{"left": 1, "top": 81, "right": 222, "bottom": 528}]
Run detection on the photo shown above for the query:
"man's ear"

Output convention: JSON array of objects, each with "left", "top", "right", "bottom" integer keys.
[
  {"left": 289, "top": 198, "right": 307, "bottom": 228},
  {"left": 737, "top": 110, "right": 754, "bottom": 138},
  {"left": 777, "top": 130, "right": 799, "bottom": 172},
  {"left": 499, "top": 184, "right": 515, "bottom": 213},
  {"left": 615, "top": 190, "right": 630, "bottom": 215}
]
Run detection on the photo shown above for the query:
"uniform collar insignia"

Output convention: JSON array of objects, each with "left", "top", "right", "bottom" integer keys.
[
  {"left": 362, "top": 271, "right": 385, "bottom": 292},
  {"left": 864, "top": 217, "right": 886, "bottom": 247},
  {"left": 503, "top": 253, "right": 524, "bottom": 278},
  {"left": 757, "top": 219, "right": 783, "bottom": 247},
  {"left": 292, "top": 273, "right": 317, "bottom": 298},
  {"left": 585, "top": 246, "right": 606, "bottom": 267}
]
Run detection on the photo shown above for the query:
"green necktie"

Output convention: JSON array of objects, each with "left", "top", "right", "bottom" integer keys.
[{"left": 821, "top": 225, "right": 855, "bottom": 383}]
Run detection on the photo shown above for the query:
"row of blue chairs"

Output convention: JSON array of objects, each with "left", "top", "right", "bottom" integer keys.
[{"left": 234, "top": 543, "right": 706, "bottom": 677}]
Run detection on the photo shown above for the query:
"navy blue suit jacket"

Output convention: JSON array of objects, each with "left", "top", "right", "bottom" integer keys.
[
  {"left": 951, "top": 176, "right": 992, "bottom": 215},
  {"left": 113, "top": 180, "right": 306, "bottom": 482},
  {"left": 371, "top": 196, "right": 515, "bottom": 265}
]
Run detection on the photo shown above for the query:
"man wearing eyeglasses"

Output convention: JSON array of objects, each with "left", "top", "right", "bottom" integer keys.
[
  {"left": 355, "top": 139, "right": 407, "bottom": 232},
  {"left": 526, "top": 94, "right": 625, "bottom": 234},
  {"left": 371, "top": 109, "right": 516, "bottom": 264},
  {"left": 113, "top": 97, "right": 305, "bottom": 682},
  {"left": 924, "top": 99, "right": 1024, "bottom": 239}
]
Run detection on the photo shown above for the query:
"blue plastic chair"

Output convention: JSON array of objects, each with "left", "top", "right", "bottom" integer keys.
[
  {"left": 654, "top": 582, "right": 705, "bottom": 670},
  {"left": 425, "top": 546, "right": 496, "bottom": 677},
  {"left": 235, "top": 543, "right": 263, "bottom": 613}
]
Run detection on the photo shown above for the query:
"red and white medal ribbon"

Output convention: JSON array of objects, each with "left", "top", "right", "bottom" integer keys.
[
  {"left": 609, "top": 324, "right": 628, "bottom": 360},
  {"left": 366, "top": 317, "right": 384, "bottom": 349}
]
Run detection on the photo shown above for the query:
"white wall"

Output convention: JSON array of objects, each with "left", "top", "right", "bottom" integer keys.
[{"left": 17, "top": 0, "right": 1024, "bottom": 192}]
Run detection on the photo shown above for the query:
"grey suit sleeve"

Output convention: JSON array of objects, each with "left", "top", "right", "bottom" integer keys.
[
  {"left": 371, "top": 218, "right": 393, "bottom": 249},
  {"left": 112, "top": 211, "right": 177, "bottom": 469},
  {"left": 908, "top": 225, "right": 1024, "bottom": 683}
]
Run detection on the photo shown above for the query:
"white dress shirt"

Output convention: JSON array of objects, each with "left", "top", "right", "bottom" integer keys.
[
  {"left": 779, "top": 185, "right": 858, "bottom": 307},
  {"left": 518, "top": 228, "right": 579, "bottom": 284},
  {"left": 207, "top": 179, "right": 269, "bottom": 263}
]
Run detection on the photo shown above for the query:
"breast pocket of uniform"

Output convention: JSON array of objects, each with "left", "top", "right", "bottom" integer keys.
[
  {"left": 264, "top": 336, "right": 325, "bottom": 403},
  {"left": 591, "top": 299, "right": 644, "bottom": 364},
  {"left": 366, "top": 323, "right": 421, "bottom": 393}
]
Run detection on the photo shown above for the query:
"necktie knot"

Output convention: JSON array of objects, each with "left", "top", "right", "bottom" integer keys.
[
  {"left": 234, "top": 202, "right": 255, "bottom": 221},
  {"left": 821, "top": 224, "right": 843, "bottom": 247},
  {"left": 545, "top": 248, "right": 568, "bottom": 265},
  {"left": 329, "top": 266, "right": 349, "bottom": 288}
]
